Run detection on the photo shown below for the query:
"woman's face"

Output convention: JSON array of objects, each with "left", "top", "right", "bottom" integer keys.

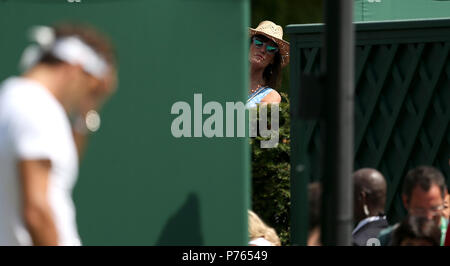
[{"left": 249, "top": 35, "right": 278, "bottom": 69}]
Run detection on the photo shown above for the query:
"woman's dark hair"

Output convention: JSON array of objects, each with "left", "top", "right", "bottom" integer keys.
[
  {"left": 251, "top": 34, "right": 282, "bottom": 89},
  {"left": 391, "top": 215, "right": 441, "bottom": 246}
]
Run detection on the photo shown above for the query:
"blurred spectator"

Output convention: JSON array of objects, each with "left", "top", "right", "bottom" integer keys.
[
  {"left": 352, "top": 168, "right": 388, "bottom": 246},
  {"left": 443, "top": 189, "right": 449, "bottom": 222},
  {"left": 307, "top": 182, "right": 322, "bottom": 246},
  {"left": 391, "top": 215, "right": 441, "bottom": 246},
  {"left": 378, "top": 166, "right": 447, "bottom": 246},
  {"left": 0, "top": 23, "right": 117, "bottom": 246},
  {"left": 248, "top": 210, "right": 281, "bottom": 246}
]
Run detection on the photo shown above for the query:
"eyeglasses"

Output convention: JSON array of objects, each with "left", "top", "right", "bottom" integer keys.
[
  {"left": 409, "top": 205, "right": 445, "bottom": 217},
  {"left": 252, "top": 37, "right": 279, "bottom": 54}
]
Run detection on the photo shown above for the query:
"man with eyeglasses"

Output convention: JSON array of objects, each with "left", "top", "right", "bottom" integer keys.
[
  {"left": 378, "top": 166, "right": 448, "bottom": 246},
  {"left": 442, "top": 189, "right": 449, "bottom": 222}
]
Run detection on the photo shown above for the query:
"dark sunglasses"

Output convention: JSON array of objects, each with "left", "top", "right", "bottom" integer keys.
[{"left": 252, "top": 37, "right": 279, "bottom": 54}]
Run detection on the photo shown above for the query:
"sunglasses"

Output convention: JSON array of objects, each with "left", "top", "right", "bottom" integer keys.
[
  {"left": 252, "top": 37, "right": 279, "bottom": 54},
  {"left": 409, "top": 205, "right": 445, "bottom": 217}
]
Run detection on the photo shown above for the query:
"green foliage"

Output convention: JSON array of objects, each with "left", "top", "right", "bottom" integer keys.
[
  {"left": 250, "top": 93, "right": 291, "bottom": 245},
  {"left": 251, "top": 0, "right": 323, "bottom": 27}
]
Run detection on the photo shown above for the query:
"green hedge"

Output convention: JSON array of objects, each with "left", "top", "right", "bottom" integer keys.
[{"left": 250, "top": 93, "right": 291, "bottom": 245}]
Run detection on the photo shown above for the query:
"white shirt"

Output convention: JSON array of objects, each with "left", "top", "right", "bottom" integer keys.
[
  {"left": 0, "top": 77, "right": 80, "bottom": 246},
  {"left": 248, "top": 237, "right": 274, "bottom": 246}
]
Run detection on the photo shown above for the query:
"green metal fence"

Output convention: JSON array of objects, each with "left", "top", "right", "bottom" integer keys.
[{"left": 288, "top": 19, "right": 450, "bottom": 245}]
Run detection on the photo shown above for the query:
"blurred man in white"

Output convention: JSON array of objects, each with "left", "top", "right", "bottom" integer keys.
[{"left": 0, "top": 24, "right": 117, "bottom": 246}]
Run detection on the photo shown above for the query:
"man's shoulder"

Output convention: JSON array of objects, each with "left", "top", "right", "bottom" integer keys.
[
  {"left": 353, "top": 219, "right": 390, "bottom": 246},
  {"left": 378, "top": 223, "right": 399, "bottom": 246},
  {"left": 378, "top": 225, "right": 394, "bottom": 237}
]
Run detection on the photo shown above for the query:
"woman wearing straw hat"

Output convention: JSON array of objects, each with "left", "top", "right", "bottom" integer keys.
[{"left": 247, "top": 20, "right": 289, "bottom": 108}]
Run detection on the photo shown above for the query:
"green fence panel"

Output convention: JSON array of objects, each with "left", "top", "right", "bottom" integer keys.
[
  {"left": 288, "top": 19, "right": 450, "bottom": 244},
  {"left": 0, "top": 0, "right": 250, "bottom": 245},
  {"left": 354, "top": 0, "right": 450, "bottom": 22}
]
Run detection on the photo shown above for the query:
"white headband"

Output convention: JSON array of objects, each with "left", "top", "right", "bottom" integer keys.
[
  {"left": 51, "top": 37, "right": 108, "bottom": 78},
  {"left": 20, "top": 26, "right": 109, "bottom": 79}
]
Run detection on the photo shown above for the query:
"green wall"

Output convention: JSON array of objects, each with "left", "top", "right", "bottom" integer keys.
[
  {"left": 355, "top": 0, "right": 450, "bottom": 22},
  {"left": 0, "top": 0, "right": 250, "bottom": 245}
]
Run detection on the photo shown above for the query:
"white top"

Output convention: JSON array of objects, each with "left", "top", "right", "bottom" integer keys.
[
  {"left": 249, "top": 237, "right": 274, "bottom": 246},
  {"left": 0, "top": 77, "right": 80, "bottom": 246}
]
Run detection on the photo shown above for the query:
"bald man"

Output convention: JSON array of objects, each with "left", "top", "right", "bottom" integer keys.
[{"left": 352, "top": 168, "right": 388, "bottom": 246}]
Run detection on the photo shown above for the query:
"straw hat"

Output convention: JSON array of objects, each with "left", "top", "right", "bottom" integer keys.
[{"left": 249, "top": 20, "right": 290, "bottom": 67}]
